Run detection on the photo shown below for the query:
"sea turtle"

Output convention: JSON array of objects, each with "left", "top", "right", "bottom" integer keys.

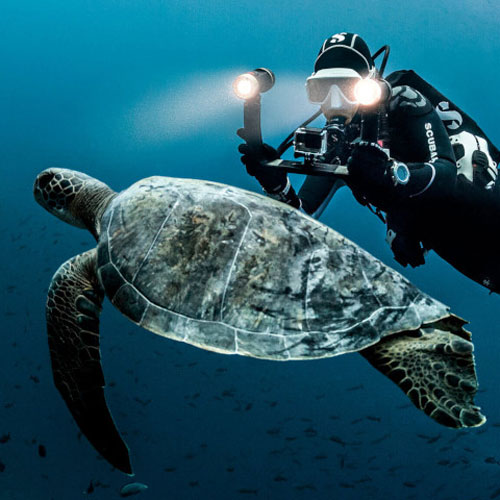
[{"left": 34, "top": 168, "right": 485, "bottom": 474}]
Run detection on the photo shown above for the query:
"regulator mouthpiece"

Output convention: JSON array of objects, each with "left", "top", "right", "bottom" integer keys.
[{"left": 233, "top": 68, "right": 275, "bottom": 100}]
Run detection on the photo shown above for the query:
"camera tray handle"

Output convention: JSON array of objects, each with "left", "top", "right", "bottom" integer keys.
[{"left": 242, "top": 96, "right": 264, "bottom": 153}]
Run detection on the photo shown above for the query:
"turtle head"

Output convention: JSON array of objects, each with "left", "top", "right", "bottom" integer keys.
[{"left": 34, "top": 168, "right": 116, "bottom": 239}]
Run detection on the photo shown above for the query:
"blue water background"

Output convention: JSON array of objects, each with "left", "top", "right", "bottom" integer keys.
[{"left": 1, "top": 1, "right": 500, "bottom": 498}]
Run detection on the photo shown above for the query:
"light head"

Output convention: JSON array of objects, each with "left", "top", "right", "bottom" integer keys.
[
  {"left": 233, "top": 68, "right": 275, "bottom": 100},
  {"left": 354, "top": 78, "right": 382, "bottom": 106}
]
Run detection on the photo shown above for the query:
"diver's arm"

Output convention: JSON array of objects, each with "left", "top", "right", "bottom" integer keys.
[
  {"left": 238, "top": 141, "right": 302, "bottom": 209},
  {"left": 388, "top": 85, "right": 457, "bottom": 201},
  {"left": 298, "top": 175, "right": 346, "bottom": 219}
]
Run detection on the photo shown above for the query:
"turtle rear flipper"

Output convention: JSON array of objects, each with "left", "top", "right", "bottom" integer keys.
[
  {"left": 360, "top": 321, "right": 486, "bottom": 428},
  {"left": 47, "top": 249, "right": 132, "bottom": 474}
]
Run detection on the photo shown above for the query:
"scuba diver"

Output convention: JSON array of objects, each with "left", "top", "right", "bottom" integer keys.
[{"left": 238, "top": 32, "right": 500, "bottom": 293}]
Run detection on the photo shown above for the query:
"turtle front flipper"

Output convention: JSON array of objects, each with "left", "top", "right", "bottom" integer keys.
[
  {"left": 46, "top": 249, "right": 132, "bottom": 474},
  {"left": 360, "top": 319, "right": 486, "bottom": 428}
]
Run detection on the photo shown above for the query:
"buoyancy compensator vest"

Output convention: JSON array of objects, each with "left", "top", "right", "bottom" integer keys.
[{"left": 386, "top": 70, "right": 499, "bottom": 190}]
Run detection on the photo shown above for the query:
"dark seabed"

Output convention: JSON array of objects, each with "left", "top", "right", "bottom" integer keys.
[{"left": 1, "top": 0, "right": 500, "bottom": 498}]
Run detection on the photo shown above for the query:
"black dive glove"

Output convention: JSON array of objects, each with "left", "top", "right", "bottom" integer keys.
[
  {"left": 347, "top": 142, "right": 403, "bottom": 209},
  {"left": 237, "top": 129, "right": 287, "bottom": 193}
]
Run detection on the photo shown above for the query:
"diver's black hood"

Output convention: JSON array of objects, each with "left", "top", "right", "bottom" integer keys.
[{"left": 315, "top": 33, "right": 375, "bottom": 77}]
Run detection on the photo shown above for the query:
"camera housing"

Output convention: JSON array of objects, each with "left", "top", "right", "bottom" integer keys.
[{"left": 293, "top": 127, "right": 328, "bottom": 157}]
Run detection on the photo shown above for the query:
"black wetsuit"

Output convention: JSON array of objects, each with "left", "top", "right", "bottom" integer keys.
[{"left": 292, "top": 84, "right": 500, "bottom": 293}]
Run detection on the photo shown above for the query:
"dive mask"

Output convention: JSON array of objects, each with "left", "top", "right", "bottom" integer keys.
[
  {"left": 306, "top": 67, "right": 384, "bottom": 121},
  {"left": 306, "top": 68, "right": 361, "bottom": 121}
]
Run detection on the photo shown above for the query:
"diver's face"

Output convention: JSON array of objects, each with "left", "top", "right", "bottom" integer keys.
[
  {"left": 319, "top": 84, "right": 360, "bottom": 122},
  {"left": 306, "top": 73, "right": 361, "bottom": 123}
]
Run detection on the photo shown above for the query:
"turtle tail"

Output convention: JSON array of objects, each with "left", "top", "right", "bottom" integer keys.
[
  {"left": 46, "top": 248, "right": 132, "bottom": 474},
  {"left": 360, "top": 315, "right": 486, "bottom": 428}
]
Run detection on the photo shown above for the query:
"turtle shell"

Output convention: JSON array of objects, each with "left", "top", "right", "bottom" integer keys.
[{"left": 96, "top": 176, "right": 449, "bottom": 360}]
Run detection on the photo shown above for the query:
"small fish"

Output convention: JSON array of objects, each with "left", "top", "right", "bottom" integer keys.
[
  {"left": 403, "top": 482, "right": 416, "bottom": 488},
  {"left": 38, "top": 444, "right": 47, "bottom": 457},
  {"left": 133, "top": 397, "right": 151, "bottom": 407},
  {"left": 485, "top": 457, "right": 498, "bottom": 465},
  {"left": 355, "top": 476, "right": 372, "bottom": 484},
  {"left": 164, "top": 467, "right": 176, "bottom": 472},
  {"left": 237, "top": 488, "right": 258, "bottom": 495},
  {"left": 273, "top": 475, "right": 287, "bottom": 482},
  {"left": 0, "top": 461, "right": 5, "bottom": 472},
  {"left": 295, "top": 483, "right": 316, "bottom": 491},
  {"left": 303, "top": 426, "right": 317, "bottom": 437},
  {"left": 491, "top": 488, "right": 500, "bottom": 500},
  {"left": 339, "top": 482, "right": 355, "bottom": 489},
  {"left": 328, "top": 436, "right": 347, "bottom": 446},
  {"left": 0, "top": 433, "right": 11, "bottom": 444},
  {"left": 347, "top": 384, "right": 364, "bottom": 391},
  {"left": 266, "top": 428, "right": 280, "bottom": 436},
  {"left": 417, "top": 433, "right": 441, "bottom": 444},
  {"left": 119, "top": 482, "right": 148, "bottom": 497},
  {"left": 370, "top": 433, "right": 390, "bottom": 445}
]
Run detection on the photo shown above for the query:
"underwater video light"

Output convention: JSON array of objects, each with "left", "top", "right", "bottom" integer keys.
[
  {"left": 354, "top": 78, "right": 383, "bottom": 106},
  {"left": 233, "top": 68, "right": 275, "bottom": 100}
]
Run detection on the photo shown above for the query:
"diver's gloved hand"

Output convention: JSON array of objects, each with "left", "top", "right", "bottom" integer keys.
[
  {"left": 347, "top": 142, "right": 393, "bottom": 186},
  {"left": 347, "top": 142, "right": 402, "bottom": 209},
  {"left": 386, "top": 228, "right": 426, "bottom": 268},
  {"left": 237, "top": 128, "right": 287, "bottom": 193}
]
